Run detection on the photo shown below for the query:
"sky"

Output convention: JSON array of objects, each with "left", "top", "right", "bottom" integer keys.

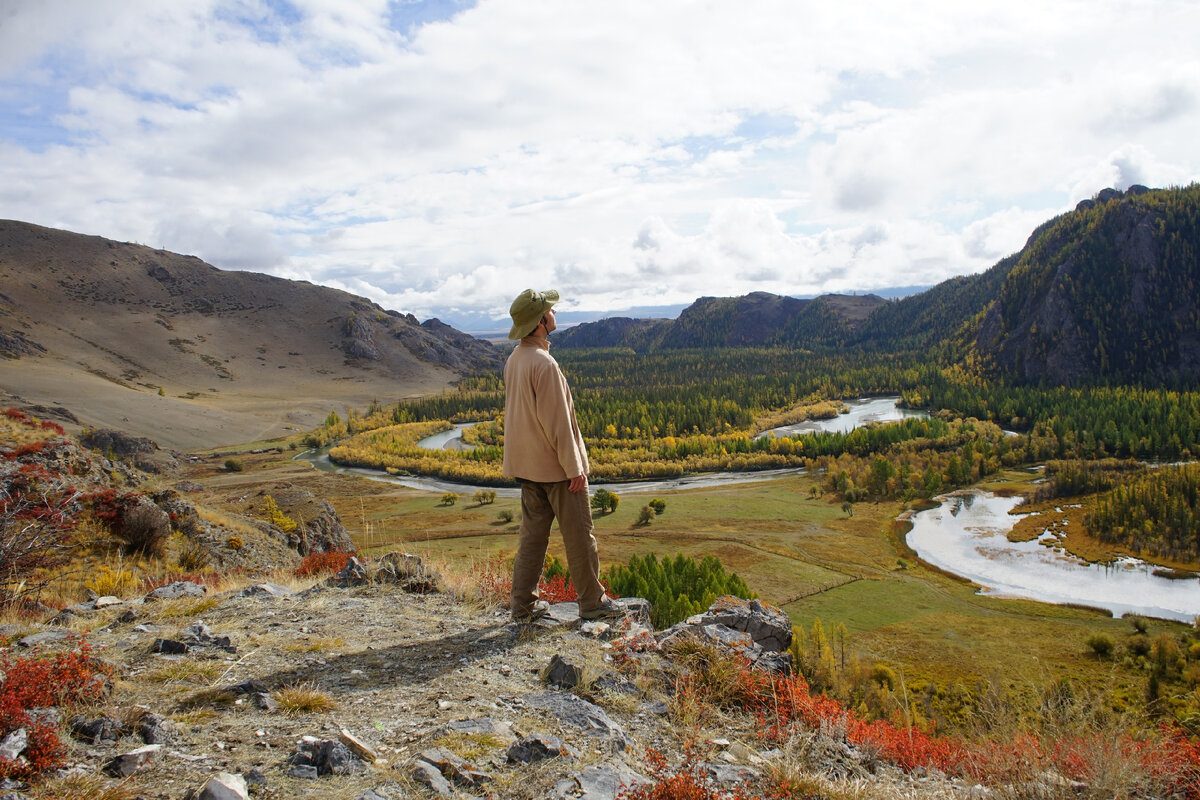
[{"left": 1, "top": 1, "right": 1198, "bottom": 332}]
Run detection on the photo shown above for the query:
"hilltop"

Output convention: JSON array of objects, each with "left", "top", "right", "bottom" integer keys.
[{"left": 0, "top": 220, "right": 501, "bottom": 450}]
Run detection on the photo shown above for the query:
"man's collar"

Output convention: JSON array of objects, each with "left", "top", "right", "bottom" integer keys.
[{"left": 521, "top": 334, "right": 550, "bottom": 350}]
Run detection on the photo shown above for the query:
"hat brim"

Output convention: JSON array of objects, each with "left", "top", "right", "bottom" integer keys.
[{"left": 507, "top": 290, "right": 559, "bottom": 339}]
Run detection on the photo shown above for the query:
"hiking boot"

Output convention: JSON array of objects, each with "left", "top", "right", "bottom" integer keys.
[
  {"left": 512, "top": 600, "right": 550, "bottom": 623},
  {"left": 580, "top": 597, "right": 624, "bottom": 620}
]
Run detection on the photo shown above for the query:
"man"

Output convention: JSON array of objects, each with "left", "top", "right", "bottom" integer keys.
[{"left": 502, "top": 288, "right": 622, "bottom": 623}]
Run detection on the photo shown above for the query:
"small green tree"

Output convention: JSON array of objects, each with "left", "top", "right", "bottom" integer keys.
[
  {"left": 636, "top": 505, "right": 654, "bottom": 526},
  {"left": 497, "top": 509, "right": 513, "bottom": 523},
  {"left": 591, "top": 488, "right": 620, "bottom": 514},
  {"left": 224, "top": 458, "right": 244, "bottom": 473},
  {"left": 648, "top": 498, "right": 666, "bottom": 515},
  {"left": 440, "top": 492, "right": 458, "bottom": 506}
]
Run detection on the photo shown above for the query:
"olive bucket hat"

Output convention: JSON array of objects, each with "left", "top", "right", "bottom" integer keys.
[{"left": 508, "top": 288, "right": 560, "bottom": 340}]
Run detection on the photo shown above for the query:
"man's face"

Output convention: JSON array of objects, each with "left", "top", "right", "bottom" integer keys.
[{"left": 542, "top": 307, "right": 557, "bottom": 334}]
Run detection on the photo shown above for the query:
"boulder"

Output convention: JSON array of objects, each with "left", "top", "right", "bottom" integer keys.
[
  {"left": 197, "top": 772, "right": 249, "bottom": 800},
  {"left": 145, "top": 581, "right": 206, "bottom": 601},
  {"left": 522, "top": 691, "right": 629, "bottom": 751},
  {"left": 104, "top": 744, "right": 162, "bottom": 777},
  {"left": 658, "top": 596, "right": 794, "bottom": 672}
]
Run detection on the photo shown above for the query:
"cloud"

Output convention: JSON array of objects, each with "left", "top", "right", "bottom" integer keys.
[{"left": 0, "top": 0, "right": 1198, "bottom": 329}]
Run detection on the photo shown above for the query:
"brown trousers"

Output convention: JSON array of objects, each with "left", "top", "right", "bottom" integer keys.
[{"left": 510, "top": 480, "right": 605, "bottom": 614}]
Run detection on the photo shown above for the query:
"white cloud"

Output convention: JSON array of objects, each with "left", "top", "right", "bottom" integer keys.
[{"left": 0, "top": 0, "right": 1198, "bottom": 328}]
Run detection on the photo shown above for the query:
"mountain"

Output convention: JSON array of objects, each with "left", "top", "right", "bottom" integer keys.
[
  {"left": 555, "top": 291, "right": 885, "bottom": 351},
  {"left": 557, "top": 185, "right": 1200, "bottom": 386},
  {"left": 0, "top": 220, "right": 500, "bottom": 449},
  {"left": 973, "top": 184, "right": 1200, "bottom": 384}
]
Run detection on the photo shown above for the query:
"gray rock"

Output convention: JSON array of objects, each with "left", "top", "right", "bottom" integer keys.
[
  {"left": 327, "top": 557, "right": 369, "bottom": 587},
  {"left": 288, "top": 737, "right": 366, "bottom": 776},
  {"left": 410, "top": 760, "right": 453, "bottom": 796},
  {"left": 253, "top": 692, "right": 278, "bottom": 711},
  {"left": 243, "top": 768, "right": 267, "bottom": 786},
  {"left": 375, "top": 552, "right": 440, "bottom": 593},
  {"left": 0, "top": 728, "right": 27, "bottom": 762},
  {"left": 435, "top": 717, "right": 515, "bottom": 745},
  {"left": 355, "top": 792, "right": 388, "bottom": 800},
  {"left": 197, "top": 772, "right": 249, "bottom": 800},
  {"left": 103, "top": 744, "right": 162, "bottom": 777},
  {"left": 658, "top": 596, "right": 794, "bottom": 672},
  {"left": 238, "top": 583, "right": 294, "bottom": 598},
  {"left": 152, "top": 638, "right": 190, "bottom": 655},
  {"left": 70, "top": 714, "right": 127, "bottom": 744},
  {"left": 506, "top": 733, "right": 578, "bottom": 763},
  {"left": 416, "top": 746, "right": 492, "bottom": 788},
  {"left": 16, "top": 630, "right": 72, "bottom": 648},
  {"left": 522, "top": 691, "right": 629, "bottom": 750},
  {"left": 545, "top": 654, "right": 583, "bottom": 688},
  {"left": 557, "top": 763, "right": 649, "bottom": 800},
  {"left": 145, "top": 581, "right": 206, "bottom": 601},
  {"left": 227, "top": 678, "right": 270, "bottom": 695},
  {"left": 139, "top": 713, "right": 171, "bottom": 745},
  {"left": 703, "top": 763, "right": 760, "bottom": 785},
  {"left": 286, "top": 764, "right": 319, "bottom": 779}
]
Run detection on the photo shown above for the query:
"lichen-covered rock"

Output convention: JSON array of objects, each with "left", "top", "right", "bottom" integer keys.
[{"left": 658, "top": 596, "right": 794, "bottom": 673}]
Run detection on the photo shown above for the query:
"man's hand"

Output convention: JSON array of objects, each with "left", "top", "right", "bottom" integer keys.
[{"left": 568, "top": 475, "right": 587, "bottom": 493}]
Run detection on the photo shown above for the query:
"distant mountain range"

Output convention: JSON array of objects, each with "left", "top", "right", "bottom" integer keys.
[
  {"left": 0, "top": 220, "right": 500, "bottom": 448},
  {"left": 558, "top": 184, "right": 1200, "bottom": 386}
]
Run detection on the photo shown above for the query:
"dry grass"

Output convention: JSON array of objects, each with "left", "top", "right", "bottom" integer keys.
[
  {"left": 145, "top": 659, "right": 223, "bottom": 685},
  {"left": 26, "top": 773, "right": 141, "bottom": 800},
  {"left": 194, "top": 505, "right": 262, "bottom": 538},
  {"left": 435, "top": 731, "right": 507, "bottom": 761},
  {"left": 148, "top": 596, "right": 221, "bottom": 620},
  {"left": 284, "top": 635, "right": 346, "bottom": 653},
  {"left": 274, "top": 681, "right": 338, "bottom": 715},
  {"left": 0, "top": 418, "right": 56, "bottom": 446}
]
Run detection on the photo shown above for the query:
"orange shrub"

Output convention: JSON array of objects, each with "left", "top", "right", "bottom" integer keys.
[
  {"left": 293, "top": 549, "right": 354, "bottom": 578},
  {"left": 0, "top": 643, "right": 111, "bottom": 780}
]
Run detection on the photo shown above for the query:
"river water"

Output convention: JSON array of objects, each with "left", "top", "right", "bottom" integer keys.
[
  {"left": 905, "top": 490, "right": 1200, "bottom": 622},
  {"left": 757, "top": 395, "right": 927, "bottom": 438},
  {"left": 295, "top": 398, "right": 1200, "bottom": 621}
]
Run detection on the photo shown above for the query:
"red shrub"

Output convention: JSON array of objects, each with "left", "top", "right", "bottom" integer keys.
[
  {"left": 0, "top": 643, "right": 111, "bottom": 779},
  {"left": 293, "top": 549, "right": 354, "bottom": 578},
  {"left": 618, "top": 747, "right": 767, "bottom": 800},
  {"left": 539, "top": 573, "right": 577, "bottom": 603}
]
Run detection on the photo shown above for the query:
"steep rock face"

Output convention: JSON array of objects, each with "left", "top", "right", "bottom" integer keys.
[{"left": 975, "top": 185, "right": 1200, "bottom": 384}]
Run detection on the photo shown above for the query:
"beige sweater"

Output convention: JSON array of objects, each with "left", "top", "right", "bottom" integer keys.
[{"left": 501, "top": 338, "right": 589, "bottom": 483}]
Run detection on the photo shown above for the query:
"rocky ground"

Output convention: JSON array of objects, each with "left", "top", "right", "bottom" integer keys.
[{"left": 2, "top": 566, "right": 978, "bottom": 800}]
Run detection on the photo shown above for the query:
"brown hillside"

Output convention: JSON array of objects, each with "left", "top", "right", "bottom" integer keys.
[{"left": 0, "top": 220, "right": 500, "bottom": 450}]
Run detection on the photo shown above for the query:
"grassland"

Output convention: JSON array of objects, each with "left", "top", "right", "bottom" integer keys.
[{"left": 198, "top": 450, "right": 1187, "bottom": 731}]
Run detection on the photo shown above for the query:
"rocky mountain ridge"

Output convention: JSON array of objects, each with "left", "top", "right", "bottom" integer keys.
[{"left": 556, "top": 292, "right": 886, "bottom": 351}]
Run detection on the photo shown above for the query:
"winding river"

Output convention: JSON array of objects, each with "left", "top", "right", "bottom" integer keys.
[
  {"left": 295, "top": 397, "right": 1200, "bottom": 621},
  {"left": 906, "top": 490, "right": 1200, "bottom": 622}
]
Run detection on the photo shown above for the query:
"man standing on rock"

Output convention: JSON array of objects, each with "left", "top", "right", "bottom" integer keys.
[{"left": 502, "top": 288, "right": 622, "bottom": 623}]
